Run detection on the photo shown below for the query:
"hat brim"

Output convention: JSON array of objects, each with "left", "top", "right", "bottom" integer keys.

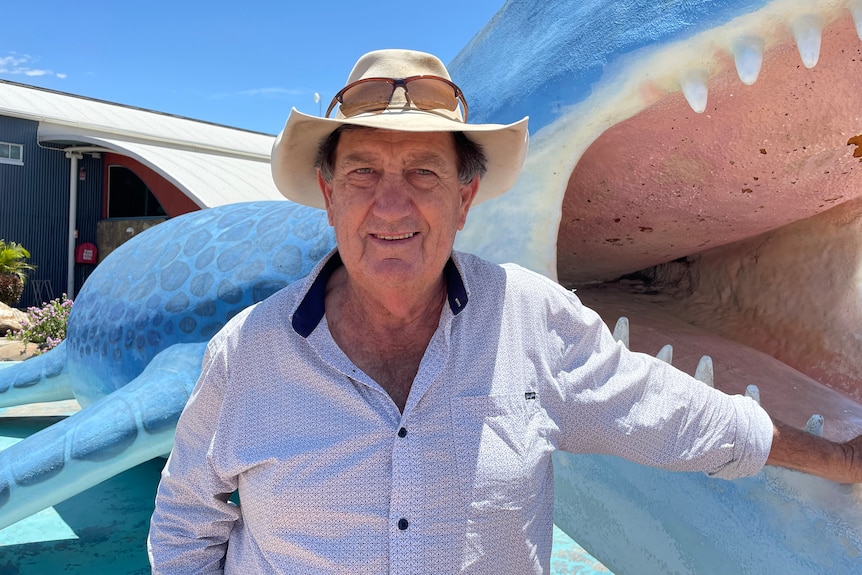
[{"left": 271, "top": 108, "right": 529, "bottom": 210}]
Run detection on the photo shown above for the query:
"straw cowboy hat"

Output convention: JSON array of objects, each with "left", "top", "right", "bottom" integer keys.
[{"left": 271, "top": 49, "right": 529, "bottom": 209}]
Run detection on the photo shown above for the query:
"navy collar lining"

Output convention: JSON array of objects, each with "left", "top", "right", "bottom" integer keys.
[{"left": 291, "top": 252, "right": 469, "bottom": 338}]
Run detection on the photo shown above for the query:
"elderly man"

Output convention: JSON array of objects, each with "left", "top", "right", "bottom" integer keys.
[{"left": 148, "top": 49, "right": 861, "bottom": 574}]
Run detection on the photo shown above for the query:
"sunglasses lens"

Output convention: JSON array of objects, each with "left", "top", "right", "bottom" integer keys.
[
  {"left": 406, "top": 78, "right": 459, "bottom": 112},
  {"left": 329, "top": 76, "right": 466, "bottom": 120},
  {"left": 338, "top": 81, "right": 395, "bottom": 117}
]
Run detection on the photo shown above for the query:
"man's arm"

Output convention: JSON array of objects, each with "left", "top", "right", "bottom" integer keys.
[
  {"left": 148, "top": 340, "right": 240, "bottom": 574},
  {"left": 767, "top": 420, "right": 862, "bottom": 483}
]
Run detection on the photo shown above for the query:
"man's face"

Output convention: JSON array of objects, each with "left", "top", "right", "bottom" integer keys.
[{"left": 319, "top": 128, "right": 479, "bottom": 291}]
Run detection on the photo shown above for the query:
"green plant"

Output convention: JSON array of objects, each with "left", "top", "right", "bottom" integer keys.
[
  {"left": 0, "top": 240, "right": 36, "bottom": 306},
  {"left": 9, "top": 295, "right": 73, "bottom": 355}
]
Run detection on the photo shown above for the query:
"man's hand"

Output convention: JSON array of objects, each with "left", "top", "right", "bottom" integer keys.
[{"left": 766, "top": 420, "right": 862, "bottom": 483}]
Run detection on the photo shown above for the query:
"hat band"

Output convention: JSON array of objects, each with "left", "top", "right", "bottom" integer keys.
[{"left": 325, "top": 75, "right": 469, "bottom": 121}]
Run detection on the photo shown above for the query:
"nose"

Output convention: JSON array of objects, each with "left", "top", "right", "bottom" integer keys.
[{"left": 372, "top": 172, "right": 414, "bottom": 219}]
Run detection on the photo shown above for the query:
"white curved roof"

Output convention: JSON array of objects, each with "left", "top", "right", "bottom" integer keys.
[{"left": 0, "top": 79, "right": 285, "bottom": 207}]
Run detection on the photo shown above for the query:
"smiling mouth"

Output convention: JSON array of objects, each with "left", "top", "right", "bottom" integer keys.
[{"left": 373, "top": 232, "right": 416, "bottom": 240}]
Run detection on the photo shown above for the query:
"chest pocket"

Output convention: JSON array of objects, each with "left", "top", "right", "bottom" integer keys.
[{"left": 450, "top": 393, "right": 548, "bottom": 514}]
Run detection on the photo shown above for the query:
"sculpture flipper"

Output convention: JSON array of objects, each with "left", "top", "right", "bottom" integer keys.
[
  {"left": 0, "top": 341, "right": 206, "bottom": 530},
  {"left": 0, "top": 342, "right": 73, "bottom": 408}
]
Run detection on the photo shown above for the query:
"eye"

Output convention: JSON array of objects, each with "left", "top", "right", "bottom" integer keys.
[
  {"left": 343, "top": 166, "right": 378, "bottom": 189},
  {"left": 407, "top": 168, "right": 440, "bottom": 190}
]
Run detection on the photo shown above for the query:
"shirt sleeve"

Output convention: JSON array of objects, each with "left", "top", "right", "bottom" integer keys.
[
  {"left": 148, "top": 337, "right": 241, "bottom": 574},
  {"left": 552, "top": 289, "right": 773, "bottom": 479}
]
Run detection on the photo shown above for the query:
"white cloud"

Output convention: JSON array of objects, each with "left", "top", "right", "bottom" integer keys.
[
  {"left": 0, "top": 55, "right": 28, "bottom": 67},
  {"left": 0, "top": 52, "right": 66, "bottom": 79}
]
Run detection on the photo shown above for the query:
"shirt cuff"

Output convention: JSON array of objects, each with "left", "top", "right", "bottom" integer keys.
[{"left": 707, "top": 395, "right": 774, "bottom": 480}]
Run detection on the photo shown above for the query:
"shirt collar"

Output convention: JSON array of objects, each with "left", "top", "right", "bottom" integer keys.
[{"left": 291, "top": 250, "right": 469, "bottom": 338}]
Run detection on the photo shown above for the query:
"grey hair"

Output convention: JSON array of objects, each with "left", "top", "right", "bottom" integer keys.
[{"left": 314, "top": 125, "right": 488, "bottom": 185}]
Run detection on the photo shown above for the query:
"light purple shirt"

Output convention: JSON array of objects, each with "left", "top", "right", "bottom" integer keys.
[{"left": 148, "top": 250, "right": 773, "bottom": 574}]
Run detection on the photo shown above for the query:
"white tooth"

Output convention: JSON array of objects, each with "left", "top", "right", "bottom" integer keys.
[
  {"left": 804, "top": 414, "right": 824, "bottom": 437},
  {"left": 852, "top": 0, "right": 862, "bottom": 41},
  {"left": 791, "top": 14, "right": 823, "bottom": 69},
  {"left": 694, "top": 355, "right": 714, "bottom": 388},
  {"left": 744, "top": 384, "right": 761, "bottom": 405},
  {"left": 681, "top": 69, "right": 708, "bottom": 113},
  {"left": 612, "top": 317, "right": 629, "bottom": 350},
  {"left": 732, "top": 36, "right": 764, "bottom": 85},
  {"left": 656, "top": 344, "right": 673, "bottom": 365}
]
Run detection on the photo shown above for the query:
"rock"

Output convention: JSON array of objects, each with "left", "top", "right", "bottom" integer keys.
[
  {"left": 0, "top": 301, "right": 27, "bottom": 336},
  {"left": 0, "top": 338, "right": 39, "bottom": 361}
]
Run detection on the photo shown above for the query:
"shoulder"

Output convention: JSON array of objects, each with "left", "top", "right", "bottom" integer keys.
[
  {"left": 453, "top": 250, "right": 550, "bottom": 284},
  {"left": 206, "top": 280, "right": 304, "bottom": 359},
  {"left": 453, "top": 251, "right": 581, "bottom": 304},
  {"left": 452, "top": 252, "right": 600, "bottom": 334}
]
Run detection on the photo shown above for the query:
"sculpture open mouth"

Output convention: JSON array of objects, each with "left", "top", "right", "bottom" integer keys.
[
  {"left": 561, "top": 8, "right": 862, "bottom": 409},
  {"left": 455, "top": 0, "right": 862, "bottom": 416}
]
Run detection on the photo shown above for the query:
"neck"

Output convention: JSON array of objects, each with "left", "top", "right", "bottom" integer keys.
[
  {"left": 324, "top": 264, "right": 448, "bottom": 411},
  {"left": 327, "top": 265, "right": 447, "bottom": 333}
]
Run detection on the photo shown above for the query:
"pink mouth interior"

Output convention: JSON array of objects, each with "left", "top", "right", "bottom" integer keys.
[{"left": 558, "top": 14, "right": 862, "bottom": 434}]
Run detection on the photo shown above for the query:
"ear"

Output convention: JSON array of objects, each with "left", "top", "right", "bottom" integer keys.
[
  {"left": 457, "top": 177, "right": 480, "bottom": 230},
  {"left": 317, "top": 169, "right": 335, "bottom": 226}
]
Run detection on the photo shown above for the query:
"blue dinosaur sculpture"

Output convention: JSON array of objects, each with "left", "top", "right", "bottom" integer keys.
[
  {"left": 3, "top": 0, "right": 862, "bottom": 573},
  {"left": 0, "top": 201, "right": 335, "bottom": 529}
]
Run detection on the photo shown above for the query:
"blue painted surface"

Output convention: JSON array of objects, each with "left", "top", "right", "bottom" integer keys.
[
  {"left": 553, "top": 449, "right": 862, "bottom": 574},
  {"left": 0, "top": 415, "right": 164, "bottom": 575},
  {"left": 64, "top": 200, "right": 334, "bottom": 405},
  {"left": 451, "top": 0, "right": 769, "bottom": 130},
  {"left": 551, "top": 526, "right": 613, "bottom": 575}
]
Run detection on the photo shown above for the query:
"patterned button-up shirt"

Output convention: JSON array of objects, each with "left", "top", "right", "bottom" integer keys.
[{"left": 148, "top": 250, "right": 773, "bottom": 574}]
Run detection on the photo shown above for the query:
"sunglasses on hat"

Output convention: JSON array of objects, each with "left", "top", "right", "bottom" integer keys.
[{"left": 325, "top": 75, "right": 469, "bottom": 121}]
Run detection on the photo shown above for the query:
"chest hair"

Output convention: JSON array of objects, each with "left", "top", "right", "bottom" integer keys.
[{"left": 341, "top": 337, "right": 428, "bottom": 412}]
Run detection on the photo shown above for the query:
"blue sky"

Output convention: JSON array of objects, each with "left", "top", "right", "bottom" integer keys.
[{"left": 1, "top": 1, "right": 503, "bottom": 134}]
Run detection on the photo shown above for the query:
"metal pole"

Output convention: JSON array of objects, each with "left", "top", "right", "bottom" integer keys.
[{"left": 65, "top": 151, "right": 83, "bottom": 298}]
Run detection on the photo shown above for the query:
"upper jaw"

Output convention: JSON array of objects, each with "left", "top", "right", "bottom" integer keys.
[{"left": 456, "top": 2, "right": 862, "bottom": 285}]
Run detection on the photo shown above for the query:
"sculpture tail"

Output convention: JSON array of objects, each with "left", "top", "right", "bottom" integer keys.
[
  {"left": 0, "top": 341, "right": 207, "bottom": 530},
  {"left": 0, "top": 341, "right": 73, "bottom": 408}
]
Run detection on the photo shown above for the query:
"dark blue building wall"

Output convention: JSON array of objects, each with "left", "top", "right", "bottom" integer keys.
[
  {"left": 0, "top": 115, "right": 102, "bottom": 308},
  {"left": 74, "top": 153, "right": 102, "bottom": 300}
]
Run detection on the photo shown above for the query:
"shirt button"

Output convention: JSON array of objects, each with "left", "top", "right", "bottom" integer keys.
[
  {"left": 397, "top": 518, "right": 409, "bottom": 531},
  {"left": 397, "top": 427, "right": 407, "bottom": 438}
]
